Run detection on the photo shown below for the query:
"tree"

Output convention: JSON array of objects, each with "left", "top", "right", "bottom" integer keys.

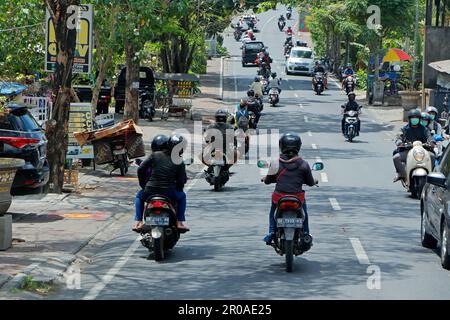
[{"left": 45, "top": 0, "right": 80, "bottom": 193}]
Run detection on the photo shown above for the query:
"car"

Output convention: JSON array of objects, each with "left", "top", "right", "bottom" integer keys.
[
  {"left": 241, "top": 41, "right": 265, "bottom": 67},
  {"left": 73, "top": 78, "right": 112, "bottom": 115},
  {"left": 285, "top": 46, "right": 315, "bottom": 76},
  {"left": 0, "top": 103, "right": 49, "bottom": 197},
  {"left": 114, "top": 66, "right": 155, "bottom": 114},
  {"left": 420, "top": 145, "right": 450, "bottom": 270}
]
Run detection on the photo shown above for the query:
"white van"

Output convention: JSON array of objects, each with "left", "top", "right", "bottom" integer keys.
[{"left": 285, "top": 47, "right": 315, "bottom": 76}]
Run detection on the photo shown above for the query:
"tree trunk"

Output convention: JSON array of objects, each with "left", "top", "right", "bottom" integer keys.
[
  {"left": 124, "top": 41, "right": 139, "bottom": 123},
  {"left": 345, "top": 36, "right": 350, "bottom": 66},
  {"left": 45, "top": 0, "right": 79, "bottom": 194}
]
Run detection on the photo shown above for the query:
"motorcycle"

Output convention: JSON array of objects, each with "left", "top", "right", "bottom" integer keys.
[
  {"left": 249, "top": 111, "right": 257, "bottom": 129},
  {"left": 258, "top": 61, "right": 271, "bottom": 79},
  {"left": 258, "top": 160, "right": 324, "bottom": 272},
  {"left": 110, "top": 135, "right": 130, "bottom": 176},
  {"left": 234, "top": 28, "right": 242, "bottom": 41},
  {"left": 343, "top": 75, "right": 356, "bottom": 94},
  {"left": 269, "top": 88, "right": 280, "bottom": 107},
  {"left": 278, "top": 20, "right": 286, "bottom": 31},
  {"left": 313, "top": 73, "right": 325, "bottom": 95},
  {"left": 205, "top": 151, "right": 231, "bottom": 192},
  {"left": 261, "top": 78, "right": 270, "bottom": 95},
  {"left": 255, "top": 93, "right": 264, "bottom": 111},
  {"left": 136, "top": 195, "right": 187, "bottom": 261},
  {"left": 284, "top": 43, "right": 293, "bottom": 58},
  {"left": 286, "top": 10, "right": 292, "bottom": 20},
  {"left": 139, "top": 87, "right": 155, "bottom": 122},
  {"left": 399, "top": 141, "right": 434, "bottom": 199},
  {"left": 343, "top": 110, "right": 360, "bottom": 142}
]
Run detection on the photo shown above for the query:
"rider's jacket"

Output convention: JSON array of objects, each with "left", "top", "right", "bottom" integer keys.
[
  {"left": 428, "top": 121, "right": 444, "bottom": 136},
  {"left": 344, "top": 68, "right": 355, "bottom": 75},
  {"left": 342, "top": 101, "right": 361, "bottom": 113},
  {"left": 264, "top": 155, "right": 315, "bottom": 194},
  {"left": 395, "top": 124, "right": 432, "bottom": 146}
]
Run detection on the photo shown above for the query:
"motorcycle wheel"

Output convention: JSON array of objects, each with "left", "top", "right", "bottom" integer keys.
[
  {"left": 285, "top": 240, "right": 294, "bottom": 272},
  {"left": 214, "top": 180, "right": 221, "bottom": 192},
  {"left": 153, "top": 236, "right": 165, "bottom": 261},
  {"left": 411, "top": 176, "right": 426, "bottom": 199},
  {"left": 348, "top": 128, "right": 354, "bottom": 142}
]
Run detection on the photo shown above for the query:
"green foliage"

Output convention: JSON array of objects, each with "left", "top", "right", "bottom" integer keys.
[{"left": 356, "top": 69, "right": 367, "bottom": 90}]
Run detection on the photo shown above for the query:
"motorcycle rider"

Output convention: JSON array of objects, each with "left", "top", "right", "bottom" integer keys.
[
  {"left": 134, "top": 135, "right": 189, "bottom": 231},
  {"left": 247, "top": 89, "right": 262, "bottom": 127},
  {"left": 427, "top": 106, "right": 448, "bottom": 139},
  {"left": 250, "top": 76, "right": 264, "bottom": 98},
  {"left": 279, "top": 14, "right": 286, "bottom": 22},
  {"left": 393, "top": 109, "right": 434, "bottom": 183},
  {"left": 261, "top": 133, "right": 317, "bottom": 244},
  {"left": 269, "top": 72, "right": 282, "bottom": 94},
  {"left": 312, "top": 61, "right": 328, "bottom": 90},
  {"left": 341, "top": 92, "right": 361, "bottom": 136},
  {"left": 343, "top": 63, "right": 355, "bottom": 76},
  {"left": 233, "top": 99, "right": 250, "bottom": 131}
]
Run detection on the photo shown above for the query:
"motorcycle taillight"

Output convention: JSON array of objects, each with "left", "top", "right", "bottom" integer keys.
[
  {"left": 279, "top": 201, "right": 301, "bottom": 210},
  {"left": 150, "top": 200, "right": 170, "bottom": 209}
]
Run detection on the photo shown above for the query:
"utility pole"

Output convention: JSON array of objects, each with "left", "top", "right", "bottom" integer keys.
[{"left": 412, "top": 0, "right": 419, "bottom": 84}]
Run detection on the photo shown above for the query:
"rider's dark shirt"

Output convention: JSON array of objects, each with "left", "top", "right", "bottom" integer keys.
[
  {"left": 396, "top": 124, "right": 432, "bottom": 145},
  {"left": 342, "top": 101, "right": 361, "bottom": 112}
]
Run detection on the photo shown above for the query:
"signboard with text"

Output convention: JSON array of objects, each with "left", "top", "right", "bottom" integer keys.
[
  {"left": 45, "top": 4, "right": 93, "bottom": 74},
  {"left": 67, "top": 103, "right": 94, "bottom": 159}
]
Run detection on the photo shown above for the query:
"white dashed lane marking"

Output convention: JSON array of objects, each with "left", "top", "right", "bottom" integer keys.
[
  {"left": 311, "top": 144, "right": 318, "bottom": 149},
  {"left": 349, "top": 238, "right": 371, "bottom": 265},
  {"left": 329, "top": 198, "right": 341, "bottom": 211},
  {"left": 321, "top": 172, "right": 329, "bottom": 183}
]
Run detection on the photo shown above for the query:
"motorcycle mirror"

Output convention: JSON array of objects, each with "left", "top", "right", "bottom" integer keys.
[
  {"left": 135, "top": 158, "right": 143, "bottom": 166},
  {"left": 257, "top": 160, "right": 269, "bottom": 168},
  {"left": 439, "top": 118, "right": 448, "bottom": 127},
  {"left": 312, "top": 162, "right": 324, "bottom": 171}
]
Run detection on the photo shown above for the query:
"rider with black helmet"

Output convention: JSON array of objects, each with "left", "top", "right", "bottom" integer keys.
[
  {"left": 247, "top": 89, "right": 262, "bottom": 127},
  {"left": 261, "top": 133, "right": 317, "bottom": 245},
  {"left": 393, "top": 109, "right": 433, "bottom": 182},
  {"left": 341, "top": 91, "right": 362, "bottom": 135},
  {"left": 134, "top": 134, "right": 189, "bottom": 231}
]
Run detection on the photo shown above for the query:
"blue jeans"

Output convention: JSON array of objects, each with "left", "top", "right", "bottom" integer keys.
[
  {"left": 268, "top": 200, "right": 309, "bottom": 234},
  {"left": 135, "top": 189, "right": 187, "bottom": 222}
]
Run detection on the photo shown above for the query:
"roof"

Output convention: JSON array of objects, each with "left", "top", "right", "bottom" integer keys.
[
  {"left": 429, "top": 59, "right": 450, "bottom": 75},
  {"left": 154, "top": 73, "right": 200, "bottom": 82}
]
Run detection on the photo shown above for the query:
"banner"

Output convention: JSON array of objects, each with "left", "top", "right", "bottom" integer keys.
[{"left": 45, "top": 4, "right": 93, "bottom": 74}]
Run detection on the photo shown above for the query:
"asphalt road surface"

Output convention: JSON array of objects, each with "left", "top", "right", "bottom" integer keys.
[{"left": 51, "top": 6, "right": 450, "bottom": 300}]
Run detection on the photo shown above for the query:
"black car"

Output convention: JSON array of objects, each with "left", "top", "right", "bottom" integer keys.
[
  {"left": 241, "top": 41, "right": 265, "bottom": 67},
  {"left": 73, "top": 79, "right": 112, "bottom": 115},
  {"left": 114, "top": 67, "right": 155, "bottom": 114},
  {"left": 0, "top": 103, "right": 49, "bottom": 196},
  {"left": 420, "top": 145, "right": 450, "bottom": 269}
]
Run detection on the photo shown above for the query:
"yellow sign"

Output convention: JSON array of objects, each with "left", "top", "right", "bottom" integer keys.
[{"left": 45, "top": 4, "right": 93, "bottom": 74}]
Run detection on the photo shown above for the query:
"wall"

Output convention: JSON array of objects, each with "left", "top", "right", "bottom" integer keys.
[{"left": 423, "top": 27, "right": 450, "bottom": 88}]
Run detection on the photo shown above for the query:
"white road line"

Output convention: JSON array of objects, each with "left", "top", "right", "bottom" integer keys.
[
  {"left": 289, "top": 85, "right": 294, "bottom": 90},
  {"left": 321, "top": 172, "right": 329, "bottom": 183},
  {"left": 329, "top": 198, "right": 341, "bottom": 211},
  {"left": 83, "top": 237, "right": 141, "bottom": 300},
  {"left": 299, "top": 104, "right": 304, "bottom": 109},
  {"left": 304, "top": 116, "right": 309, "bottom": 123},
  {"left": 308, "top": 131, "right": 313, "bottom": 137},
  {"left": 294, "top": 93, "right": 298, "bottom": 98},
  {"left": 185, "top": 166, "right": 208, "bottom": 192},
  {"left": 311, "top": 143, "right": 318, "bottom": 149},
  {"left": 349, "top": 238, "right": 371, "bottom": 265}
]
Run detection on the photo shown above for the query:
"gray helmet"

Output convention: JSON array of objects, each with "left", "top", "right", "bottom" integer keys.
[
  {"left": 408, "top": 109, "right": 422, "bottom": 119},
  {"left": 426, "top": 106, "right": 438, "bottom": 115}
]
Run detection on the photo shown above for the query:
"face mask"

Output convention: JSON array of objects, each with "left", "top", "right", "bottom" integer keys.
[
  {"left": 410, "top": 118, "right": 420, "bottom": 126},
  {"left": 429, "top": 114, "right": 436, "bottom": 121},
  {"left": 420, "top": 120, "right": 429, "bottom": 127}
]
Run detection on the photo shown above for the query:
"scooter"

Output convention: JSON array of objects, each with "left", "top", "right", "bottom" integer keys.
[
  {"left": 258, "top": 160, "right": 324, "bottom": 273},
  {"left": 139, "top": 87, "right": 155, "bottom": 122},
  {"left": 400, "top": 141, "right": 434, "bottom": 199},
  {"left": 343, "top": 75, "right": 356, "bottom": 94},
  {"left": 343, "top": 110, "right": 360, "bottom": 142},
  {"left": 269, "top": 88, "right": 280, "bottom": 107},
  {"left": 110, "top": 136, "right": 129, "bottom": 176},
  {"left": 278, "top": 20, "right": 286, "bottom": 31},
  {"left": 205, "top": 151, "right": 230, "bottom": 192},
  {"left": 313, "top": 73, "right": 325, "bottom": 95}
]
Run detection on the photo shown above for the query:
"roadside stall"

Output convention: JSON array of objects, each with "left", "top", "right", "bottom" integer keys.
[{"left": 154, "top": 73, "right": 200, "bottom": 121}]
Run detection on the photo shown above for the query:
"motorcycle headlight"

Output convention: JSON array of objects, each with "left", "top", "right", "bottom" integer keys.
[{"left": 413, "top": 149, "right": 425, "bottom": 162}]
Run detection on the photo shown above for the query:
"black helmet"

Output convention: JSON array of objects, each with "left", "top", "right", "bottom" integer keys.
[
  {"left": 408, "top": 109, "right": 422, "bottom": 119},
  {"left": 247, "top": 89, "right": 255, "bottom": 97},
  {"left": 215, "top": 109, "right": 228, "bottom": 123},
  {"left": 151, "top": 134, "right": 169, "bottom": 152},
  {"left": 254, "top": 77, "right": 260, "bottom": 82},
  {"left": 271, "top": 72, "right": 277, "bottom": 78},
  {"left": 279, "top": 132, "right": 302, "bottom": 157},
  {"left": 168, "top": 134, "right": 187, "bottom": 156}
]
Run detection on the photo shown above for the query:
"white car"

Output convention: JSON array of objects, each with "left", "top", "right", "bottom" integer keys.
[{"left": 285, "top": 47, "right": 315, "bottom": 76}]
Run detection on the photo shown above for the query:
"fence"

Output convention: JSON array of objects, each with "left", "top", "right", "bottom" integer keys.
[{"left": 21, "top": 96, "right": 52, "bottom": 127}]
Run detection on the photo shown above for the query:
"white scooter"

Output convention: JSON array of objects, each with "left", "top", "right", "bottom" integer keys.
[{"left": 401, "top": 141, "right": 434, "bottom": 199}]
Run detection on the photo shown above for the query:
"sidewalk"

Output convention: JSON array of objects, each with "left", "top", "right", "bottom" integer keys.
[{"left": 0, "top": 58, "right": 225, "bottom": 299}]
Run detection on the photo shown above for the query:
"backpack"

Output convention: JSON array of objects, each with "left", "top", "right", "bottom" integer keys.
[{"left": 237, "top": 111, "right": 249, "bottom": 130}]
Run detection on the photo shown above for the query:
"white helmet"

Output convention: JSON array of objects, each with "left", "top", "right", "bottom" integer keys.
[{"left": 426, "top": 106, "right": 438, "bottom": 114}]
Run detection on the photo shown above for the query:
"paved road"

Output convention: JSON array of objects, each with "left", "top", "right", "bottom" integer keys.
[{"left": 51, "top": 6, "right": 450, "bottom": 300}]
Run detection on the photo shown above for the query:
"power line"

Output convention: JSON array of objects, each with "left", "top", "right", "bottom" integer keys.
[{"left": 0, "top": 22, "right": 45, "bottom": 33}]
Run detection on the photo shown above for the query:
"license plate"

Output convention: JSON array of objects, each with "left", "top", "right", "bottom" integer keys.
[
  {"left": 277, "top": 218, "right": 302, "bottom": 228},
  {"left": 145, "top": 216, "right": 170, "bottom": 226},
  {"left": 113, "top": 149, "right": 126, "bottom": 155}
]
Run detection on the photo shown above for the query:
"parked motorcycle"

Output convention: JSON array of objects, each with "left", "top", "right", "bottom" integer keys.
[
  {"left": 110, "top": 135, "right": 129, "bottom": 176},
  {"left": 313, "top": 73, "right": 325, "bottom": 95},
  {"left": 139, "top": 87, "right": 155, "bottom": 122},
  {"left": 399, "top": 141, "right": 434, "bottom": 199},
  {"left": 343, "top": 110, "right": 360, "bottom": 142},
  {"left": 269, "top": 88, "right": 280, "bottom": 107},
  {"left": 258, "top": 160, "right": 324, "bottom": 272}
]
